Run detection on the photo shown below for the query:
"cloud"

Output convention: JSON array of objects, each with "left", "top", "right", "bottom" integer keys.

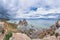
[
  {"left": 0, "top": 0, "right": 60, "bottom": 19},
  {"left": 15, "top": 8, "right": 60, "bottom": 19}
]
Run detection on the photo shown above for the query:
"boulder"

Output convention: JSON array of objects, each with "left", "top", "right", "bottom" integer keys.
[{"left": 55, "top": 27, "right": 60, "bottom": 35}]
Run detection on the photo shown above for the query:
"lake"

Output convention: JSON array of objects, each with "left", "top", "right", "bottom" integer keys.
[{"left": 8, "top": 19, "right": 57, "bottom": 30}]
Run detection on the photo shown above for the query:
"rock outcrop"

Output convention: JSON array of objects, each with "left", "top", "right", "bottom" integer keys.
[
  {"left": 17, "top": 19, "right": 28, "bottom": 32},
  {"left": 51, "top": 19, "right": 60, "bottom": 30},
  {"left": 48, "top": 19, "right": 60, "bottom": 35},
  {"left": 18, "top": 19, "right": 28, "bottom": 26},
  {"left": 0, "top": 21, "right": 4, "bottom": 32}
]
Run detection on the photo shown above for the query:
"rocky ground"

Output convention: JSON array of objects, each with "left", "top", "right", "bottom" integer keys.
[
  {"left": 10, "top": 33, "right": 31, "bottom": 40},
  {"left": 0, "top": 34, "right": 5, "bottom": 40},
  {"left": 0, "top": 19, "right": 60, "bottom": 40}
]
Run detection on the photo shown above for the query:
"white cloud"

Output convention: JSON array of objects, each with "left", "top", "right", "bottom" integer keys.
[
  {"left": 29, "top": 8, "right": 60, "bottom": 15},
  {"left": 20, "top": 8, "right": 60, "bottom": 19},
  {"left": 0, "top": 0, "right": 60, "bottom": 19}
]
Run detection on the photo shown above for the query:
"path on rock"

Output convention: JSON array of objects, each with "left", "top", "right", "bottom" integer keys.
[{"left": 0, "top": 34, "right": 5, "bottom": 40}]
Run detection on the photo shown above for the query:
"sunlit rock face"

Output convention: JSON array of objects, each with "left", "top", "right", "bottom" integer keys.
[{"left": 10, "top": 33, "right": 31, "bottom": 40}]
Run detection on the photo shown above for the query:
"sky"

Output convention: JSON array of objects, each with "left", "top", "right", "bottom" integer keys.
[{"left": 0, "top": 0, "right": 60, "bottom": 19}]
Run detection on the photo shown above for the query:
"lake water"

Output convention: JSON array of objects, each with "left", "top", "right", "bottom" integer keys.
[
  {"left": 27, "top": 19, "right": 57, "bottom": 30},
  {"left": 9, "top": 19, "right": 57, "bottom": 30}
]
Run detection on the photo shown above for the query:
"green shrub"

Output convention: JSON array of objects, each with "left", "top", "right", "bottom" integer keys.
[{"left": 4, "top": 32, "right": 12, "bottom": 40}]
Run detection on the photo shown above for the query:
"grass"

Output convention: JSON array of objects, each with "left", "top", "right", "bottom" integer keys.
[{"left": 4, "top": 21, "right": 19, "bottom": 33}]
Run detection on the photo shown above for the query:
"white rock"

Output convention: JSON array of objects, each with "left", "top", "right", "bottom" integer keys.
[{"left": 55, "top": 27, "right": 60, "bottom": 34}]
